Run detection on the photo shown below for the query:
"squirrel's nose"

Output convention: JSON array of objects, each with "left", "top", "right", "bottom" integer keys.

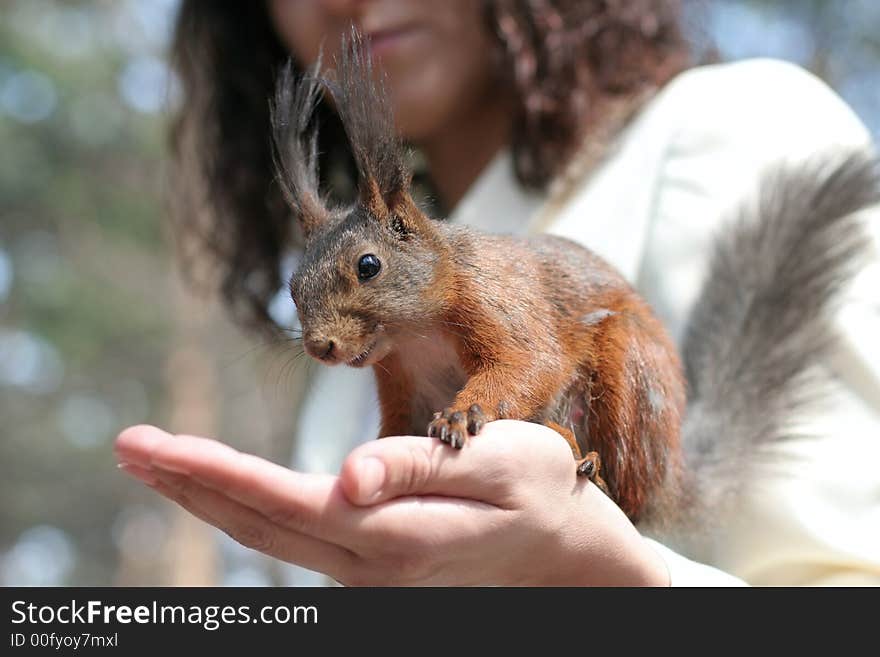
[{"left": 304, "top": 336, "right": 337, "bottom": 361}]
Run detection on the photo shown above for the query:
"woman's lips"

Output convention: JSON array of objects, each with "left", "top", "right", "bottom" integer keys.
[{"left": 365, "top": 26, "right": 422, "bottom": 58}]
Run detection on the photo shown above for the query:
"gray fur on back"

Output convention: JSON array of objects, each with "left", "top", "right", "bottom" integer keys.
[{"left": 645, "top": 150, "right": 879, "bottom": 535}]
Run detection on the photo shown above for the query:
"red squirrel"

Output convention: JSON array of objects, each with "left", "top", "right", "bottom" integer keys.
[{"left": 272, "top": 33, "right": 877, "bottom": 530}]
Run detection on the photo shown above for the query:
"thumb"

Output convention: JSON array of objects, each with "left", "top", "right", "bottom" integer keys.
[{"left": 339, "top": 420, "right": 572, "bottom": 506}]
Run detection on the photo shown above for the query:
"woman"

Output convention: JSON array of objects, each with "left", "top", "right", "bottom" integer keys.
[{"left": 116, "top": 1, "right": 880, "bottom": 585}]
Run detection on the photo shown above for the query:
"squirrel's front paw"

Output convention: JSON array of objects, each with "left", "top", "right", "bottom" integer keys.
[{"left": 427, "top": 404, "right": 486, "bottom": 449}]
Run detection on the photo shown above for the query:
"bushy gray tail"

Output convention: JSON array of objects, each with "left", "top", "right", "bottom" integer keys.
[{"left": 650, "top": 150, "right": 879, "bottom": 534}]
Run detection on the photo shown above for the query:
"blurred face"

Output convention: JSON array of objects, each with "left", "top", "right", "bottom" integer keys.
[{"left": 267, "top": 0, "right": 502, "bottom": 143}]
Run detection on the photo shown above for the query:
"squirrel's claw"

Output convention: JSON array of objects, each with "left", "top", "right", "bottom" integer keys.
[
  {"left": 576, "top": 451, "right": 609, "bottom": 495},
  {"left": 428, "top": 404, "right": 487, "bottom": 449}
]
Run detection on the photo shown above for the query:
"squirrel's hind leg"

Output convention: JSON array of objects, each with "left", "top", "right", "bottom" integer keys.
[{"left": 545, "top": 421, "right": 609, "bottom": 495}]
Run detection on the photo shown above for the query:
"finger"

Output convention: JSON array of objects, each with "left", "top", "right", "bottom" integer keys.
[
  {"left": 115, "top": 424, "right": 168, "bottom": 468},
  {"left": 118, "top": 462, "right": 157, "bottom": 486},
  {"left": 146, "top": 468, "right": 358, "bottom": 580},
  {"left": 120, "top": 450, "right": 501, "bottom": 553},
  {"left": 352, "top": 494, "right": 508, "bottom": 548},
  {"left": 145, "top": 466, "right": 506, "bottom": 585},
  {"left": 340, "top": 420, "right": 575, "bottom": 506},
  {"left": 116, "top": 425, "right": 359, "bottom": 545}
]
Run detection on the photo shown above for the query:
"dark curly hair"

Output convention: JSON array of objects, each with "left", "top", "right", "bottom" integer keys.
[{"left": 169, "top": 0, "right": 691, "bottom": 334}]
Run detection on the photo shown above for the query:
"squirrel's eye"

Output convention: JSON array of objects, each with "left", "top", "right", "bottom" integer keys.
[{"left": 357, "top": 254, "right": 381, "bottom": 281}]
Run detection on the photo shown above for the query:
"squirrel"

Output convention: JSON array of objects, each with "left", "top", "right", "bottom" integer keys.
[{"left": 271, "top": 32, "right": 879, "bottom": 530}]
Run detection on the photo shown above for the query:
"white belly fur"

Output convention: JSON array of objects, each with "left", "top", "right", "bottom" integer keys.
[{"left": 393, "top": 331, "right": 468, "bottom": 432}]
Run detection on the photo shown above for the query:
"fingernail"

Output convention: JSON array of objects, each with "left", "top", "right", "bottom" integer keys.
[
  {"left": 357, "top": 457, "right": 386, "bottom": 501},
  {"left": 118, "top": 462, "right": 158, "bottom": 487}
]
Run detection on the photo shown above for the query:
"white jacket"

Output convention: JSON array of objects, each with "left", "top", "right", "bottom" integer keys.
[{"left": 292, "top": 59, "right": 880, "bottom": 585}]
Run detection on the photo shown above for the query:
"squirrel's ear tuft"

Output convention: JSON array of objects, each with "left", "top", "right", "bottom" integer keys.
[
  {"left": 322, "top": 27, "right": 414, "bottom": 221},
  {"left": 270, "top": 58, "right": 330, "bottom": 239}
]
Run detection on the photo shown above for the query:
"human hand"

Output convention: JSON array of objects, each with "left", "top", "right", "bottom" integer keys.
[{"left": 115, "top": 420, "right": 669, "bottom": 586}]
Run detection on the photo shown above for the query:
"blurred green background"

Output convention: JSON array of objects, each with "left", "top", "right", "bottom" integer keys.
[
  {"left": 1, "top": 0, "right": 878, "bottom": 586},
  {"left": 0, "top": 0, "right": 309, "bottom": 586}
]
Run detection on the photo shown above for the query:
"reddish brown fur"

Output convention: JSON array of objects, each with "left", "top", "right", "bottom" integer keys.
[
  {"left": 297, "top": 193, "right": 687, "bottom": 521},
  {"left": 401, "top": 224, "right": 685, "bottom": 522},
  {"left": 278, "top": 32, "right": 686, "bottom": 523}
]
